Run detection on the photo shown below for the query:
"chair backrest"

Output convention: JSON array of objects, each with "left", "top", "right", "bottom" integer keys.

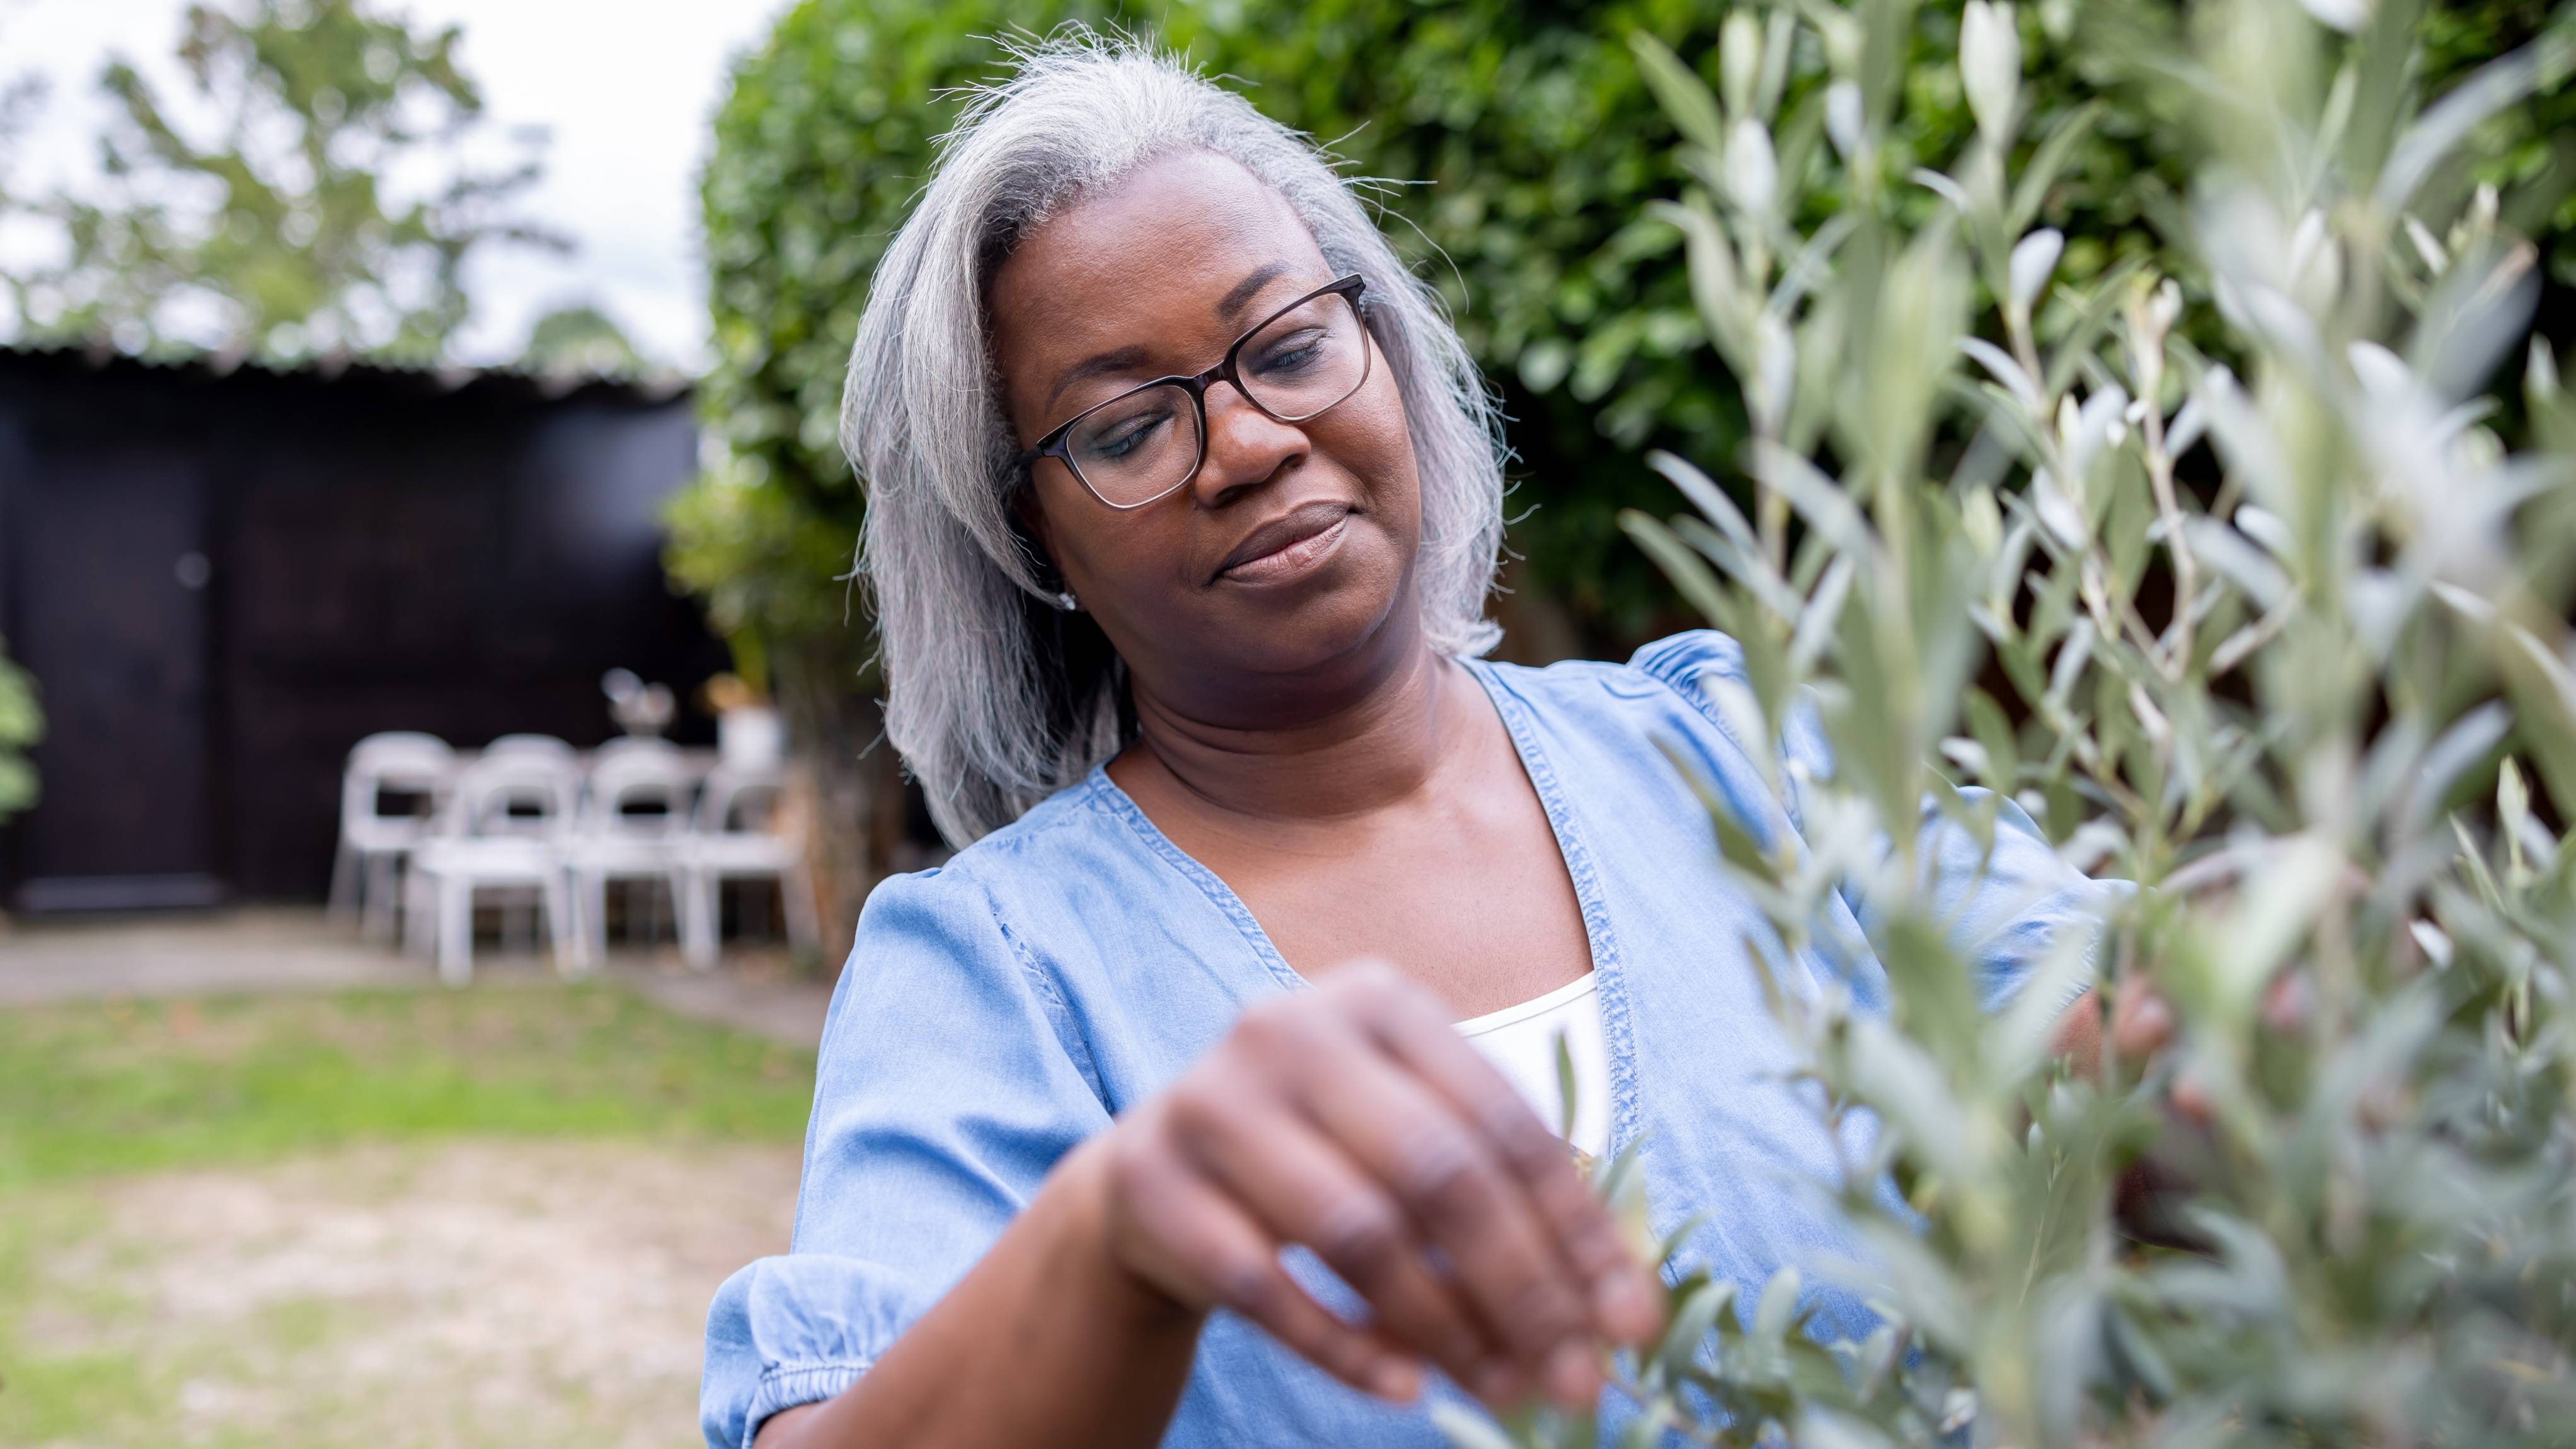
[
  {"left": 484, "top": 733, "right": 577, "bottom": 761},
  {"left": 582, "top": 744, "right": 698, "bottom": 839},
  {"left": 350, "top": 730, "right": 452, "bottom": 768},
  {"left": 695, "top": 765, "right": 787, "bottom": 838},
  {"left": 446, "top": 752, "right": 580, "bottom": 840},
  {"left": 593, "top": 735, "right": 682, "bottom": 768},
  {"left": 340, "top": 732, "right": 456, "bottom": 850}
]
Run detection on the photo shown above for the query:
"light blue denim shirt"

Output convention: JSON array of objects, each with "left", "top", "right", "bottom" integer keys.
[{"left": 701, "top": 632, "right": 2111, "bottom": 1448}]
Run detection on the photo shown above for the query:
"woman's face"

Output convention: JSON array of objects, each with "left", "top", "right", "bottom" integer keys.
[{"left": 989, "top": 151, "right": 1424, "bottom": 721}]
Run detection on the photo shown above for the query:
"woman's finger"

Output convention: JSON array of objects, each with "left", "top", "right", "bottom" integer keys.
[
  {"left": 1277, "top": 1015, "right": 1605, "bottom": 1377},
  {"left": 1344, "top": 967, "right": 1662, "bottom": 1344},
  {"left": 1111, "top": 1138, "right": 1424, "bottom": 1402},
  {"left": 1164, "top": 1069, "right": 1505, "bottom": 1386},
  {"left": 2111, "top": 981, "right": 2174, "bottom": 1059}
]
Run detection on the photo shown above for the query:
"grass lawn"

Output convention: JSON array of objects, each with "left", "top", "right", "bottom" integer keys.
[{"left": 0, "top": 983, "right": 818, "bottom": 1448}]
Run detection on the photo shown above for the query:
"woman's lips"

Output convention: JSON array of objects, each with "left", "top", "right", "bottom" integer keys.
[{"left": 1215, "top": 502, "right": 1355, "bottom": 584}]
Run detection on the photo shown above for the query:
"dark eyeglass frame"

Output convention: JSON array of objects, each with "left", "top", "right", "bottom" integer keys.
[{"left": 1013, "top": 274, "right": 1372, "bottom": 512}]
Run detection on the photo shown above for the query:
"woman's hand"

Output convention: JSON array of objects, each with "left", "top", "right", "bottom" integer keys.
[{"left": 1087, "top": 959, "right": 1664, "bottom": 1411}]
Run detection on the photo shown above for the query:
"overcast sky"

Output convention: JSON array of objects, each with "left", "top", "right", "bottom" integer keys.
[{"left": 1, "top": 0, "right": 797, "bottom": 369}]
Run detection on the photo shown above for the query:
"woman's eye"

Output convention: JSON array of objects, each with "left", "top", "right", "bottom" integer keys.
[
  {"left": 1251, "top": 330, "right": 1330, "bottom": 378},
  {"left": 1086, "top": 408, "right": 1170, "bottom": 459}
]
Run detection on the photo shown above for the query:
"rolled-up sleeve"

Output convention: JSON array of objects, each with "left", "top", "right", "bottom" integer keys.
[
  {"left": 701, "top": 866, "right": 1112, "bottom": 1448},
  {"left": 1907, "top": 787, "right": 2121, "bottom": 1008}
]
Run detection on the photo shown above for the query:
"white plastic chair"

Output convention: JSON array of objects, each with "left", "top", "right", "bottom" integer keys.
[
  {"left": 484, "top": 732, "right": 578, "bottom": 761},
  {"left": 679, "top": 765, "right": 819, "bottom": 971},
  {"left": 405, "top": 746, "right": 582, "bottom": 984},
  {"left": 562, "top": 739, "right": 696, "bottom": 967},
  {"left": 592, "top": 734, "right": 687, "bottom": 770},
  {"left": 328, "top": 732, "right": 456, "bottom": 944}
]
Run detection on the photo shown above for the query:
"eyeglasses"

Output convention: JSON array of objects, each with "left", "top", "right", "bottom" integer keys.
[{"left": 1013, "top": 274, "right": 1372, "bottom": 511}]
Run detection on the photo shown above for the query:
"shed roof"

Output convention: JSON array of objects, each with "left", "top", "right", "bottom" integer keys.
[{"left": 0, "top": 339, "right": 694, "bottom": 408}]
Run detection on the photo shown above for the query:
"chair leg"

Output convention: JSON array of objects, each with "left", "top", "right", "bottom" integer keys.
[
  {"left": 437, "top": 877, "right": 474, "bottom": 986},
  {"left": 661, "top": 868, "right": 688, "bottom": 959},
  {"left": 404, "top": 867, "right": 434, "bottom": 959},
  {"left": 578, "top": 870, "right": 607, "bottom": 970},
  {"left": 362, "top": 853, "right": 401, "bottom": 945},
  {"left": 328, "top": 843, "right": 358, "bottom": 923},
  {"left": 548, "top": 872, "right": 582, "bottom": 976},
  {"left": 682, "top": 867, "right": 720, "bottom": 972}
]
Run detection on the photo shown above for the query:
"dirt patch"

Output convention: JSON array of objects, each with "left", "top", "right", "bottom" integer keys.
[{"left": 11, "top": 1138, "right": 801, "bottom": 1448}]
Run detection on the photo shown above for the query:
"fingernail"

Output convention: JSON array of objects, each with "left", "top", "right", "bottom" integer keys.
[
  {"left": 2174, "top": 1075, "right": 2213, "bottom": 1123},
  {"left": 1595, "top": 1271, "right": 1659, "bottom": 1340},
  {"left": 2118, "top": 995, "right": 2173, "bottom": 1053},
  {"left": 1370, "top": 1358, "right": 1421, "bottom": 1403},
  {"left": 1544, "top": 1340, "right": 1602, "bottom": 1408}
]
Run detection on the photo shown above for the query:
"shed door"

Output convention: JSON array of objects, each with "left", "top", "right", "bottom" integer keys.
[{"left": 13, "top": 447, "right": 218, "bottom": 910}]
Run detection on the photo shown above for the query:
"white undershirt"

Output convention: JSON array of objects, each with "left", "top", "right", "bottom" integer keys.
[{"left": 1455, "top": 973, "right": 1612, "bottom": 1161}]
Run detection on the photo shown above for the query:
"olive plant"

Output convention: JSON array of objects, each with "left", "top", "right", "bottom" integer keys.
[{"left": 1447, "top": 1, "right": 2576, "bottom": 1445}]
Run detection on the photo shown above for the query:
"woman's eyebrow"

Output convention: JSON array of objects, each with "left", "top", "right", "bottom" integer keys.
[
  {"left": 1045, "top": 345, "right": 1152, "bottom": 410},
  {"left": 1216, "top": 262, "right": 1291, "bottom": 322},
  {"left": 1041, "top": 262, "right": 1298, "bottom": 412}
]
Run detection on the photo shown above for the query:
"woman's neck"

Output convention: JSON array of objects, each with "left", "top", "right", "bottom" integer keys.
[{"left": 1115, "top": 632, "right": 1465, "bottom": 826}]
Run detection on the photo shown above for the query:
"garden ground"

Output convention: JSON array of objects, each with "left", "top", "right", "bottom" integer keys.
[{"left": 0, "top": 911, "right": 829, "bottom": 1448}]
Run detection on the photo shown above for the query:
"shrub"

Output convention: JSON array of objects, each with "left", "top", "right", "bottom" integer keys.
[{"left": 1450, "top": 0, "right": 2576, "bottom": 1445}]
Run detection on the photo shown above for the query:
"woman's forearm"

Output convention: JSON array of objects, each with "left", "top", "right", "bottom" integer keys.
[{"left": 754, "top": 1139, "right": 1205, "bottom": 1449}]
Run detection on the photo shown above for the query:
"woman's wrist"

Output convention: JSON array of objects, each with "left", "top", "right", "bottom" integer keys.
[
  {"left": 756, "top": 1134, "right": 1210, "bottom": 1449},
  {"left": 1044, "top": 1132, "right": 1209, "bottom": 1338}
]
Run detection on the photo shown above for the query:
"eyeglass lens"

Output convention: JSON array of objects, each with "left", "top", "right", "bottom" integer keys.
[{"left": 1064, "top": 290, "right": 1367, "bottom": 506}]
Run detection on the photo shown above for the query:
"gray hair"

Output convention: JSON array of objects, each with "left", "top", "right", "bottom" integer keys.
[{"left": 844, "top": 33, "right": 1505, "bottom": 846}]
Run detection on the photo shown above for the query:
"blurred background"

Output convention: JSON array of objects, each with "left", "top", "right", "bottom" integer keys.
[{"left": 0, "top": 0, "right": 2567, "bottom": 1445}]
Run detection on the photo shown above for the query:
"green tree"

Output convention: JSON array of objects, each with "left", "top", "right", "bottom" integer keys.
[
  {"left": 516, "top": 302, "right": 648, "bottom": 378},
  {"left": 11, "top": 0, "right": 555, "bottom": 364},
  {"left": 0, "top": 67, "right": 40, "bottom": 216}
]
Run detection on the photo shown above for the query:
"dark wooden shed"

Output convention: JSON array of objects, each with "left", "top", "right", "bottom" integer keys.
[{"left": 0, "top": 344, "right": 727, "bottom": 911}]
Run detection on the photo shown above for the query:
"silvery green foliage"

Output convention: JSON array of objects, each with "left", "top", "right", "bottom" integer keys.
[{"left": 1447, "top": 1, "right": 2576, "bottom": 1446}]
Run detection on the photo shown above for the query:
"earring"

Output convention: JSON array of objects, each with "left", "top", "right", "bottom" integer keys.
[{"left": 1055, "top": 590, "right": 1079, "bottom": 612}]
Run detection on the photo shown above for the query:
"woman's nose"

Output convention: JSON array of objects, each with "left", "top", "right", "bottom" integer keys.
[{"left": 1189, "top": 383, "right": 1309, "bottom": 505}]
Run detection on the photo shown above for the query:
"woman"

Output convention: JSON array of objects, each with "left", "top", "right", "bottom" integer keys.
[{"left": 703, "top": 38, "right": 2112, "bottom": 1449}]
